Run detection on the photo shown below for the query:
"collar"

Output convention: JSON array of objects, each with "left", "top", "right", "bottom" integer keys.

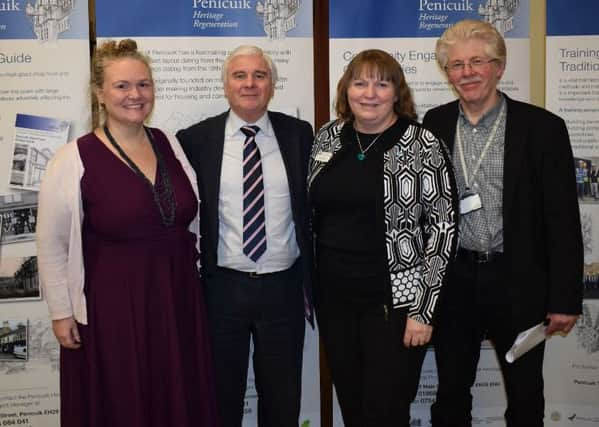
[
  {"left": 459, "top": 91, "right": 506, "bottom": 129},
  {"left": 225, "top": 110, "right": 273, "bottom": 138}
]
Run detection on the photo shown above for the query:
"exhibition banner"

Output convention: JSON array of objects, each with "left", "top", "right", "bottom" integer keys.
[
  {"left": 96, "top": 0, "right": 315, "bottom": 133},
  {"left": 329, "top": 0, "right": 530, "bottom": 120},
  {"left": 95, "top": 2, "right": 319, "bottom": 426},
  {"left": 0, "top": 1, "right": 91, "bottom": 426},
  {"left": 544, "top": 301, "right": 599, "bottom": 425},
  {"left": 545, "top": 2, "right": 599, "bottom": 424},
  {"left": 546, "top": 0, "right": 599, "bottom": 300},
  {"left": 329, "top": 1, "right": 530, "bottom": 425}
]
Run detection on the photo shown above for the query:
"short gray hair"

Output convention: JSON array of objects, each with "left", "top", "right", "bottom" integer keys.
[
  {"left": 221, "top": 45, "right": 278, "bottom": 86},
  {"left": 436, "top": 19, "right": 506, "bottom": 70}
]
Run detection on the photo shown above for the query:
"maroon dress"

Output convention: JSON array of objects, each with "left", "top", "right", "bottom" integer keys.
[{"left": 60, "top": 130, "right": 219, "bottom": 427}]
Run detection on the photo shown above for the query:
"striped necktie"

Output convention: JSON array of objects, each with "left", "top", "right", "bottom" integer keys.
[{"left": 241, "top": 125, "right": 267, "bottom": 262}]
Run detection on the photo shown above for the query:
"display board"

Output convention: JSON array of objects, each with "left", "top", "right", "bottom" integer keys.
[
  {"left": 545, "top": 2, "right": 599, "bottom": 424},
  {"left": 0, "top": 1, "right": 91, "bottom": 426},
  {"left": 328, "top": 1, "right": 530, "bottom": 425},
  {"left": 95, "top": 1, "right": 319, "bottom": 425}
]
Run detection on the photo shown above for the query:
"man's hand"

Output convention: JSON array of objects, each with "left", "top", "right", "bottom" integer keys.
[
  {"left": 545, "top": 313, "right": 579, "bottom": 336},
  {"left": 52, "top": 317, "right": 82, "bottom": 349},
  {"left": 404, "top": 317, "right": 433, "bottom": 347}
]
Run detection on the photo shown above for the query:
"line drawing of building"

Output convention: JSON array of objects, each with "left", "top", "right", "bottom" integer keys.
[
  {"left": 576, "top": 304, "right": 599, "bottom": 354},
  {"left": 25, "top": 0, "right": 76, "bottom": 42},
  {"left": 256, "top": 0, "right": 300, "bottom": 40},
  {"left": 478, "top": 0, "right": 520, "bottom": 35}
]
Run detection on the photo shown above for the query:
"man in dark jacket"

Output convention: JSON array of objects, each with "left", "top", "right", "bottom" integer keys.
[{"left": 423, "top": 19, "right": 583, "bottom": 427}]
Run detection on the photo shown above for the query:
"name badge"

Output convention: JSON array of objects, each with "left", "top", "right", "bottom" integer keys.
[
  {"left": 315, "top": 151, "right": 333, "bottom": 163},
  {"left": 460, "top": 192, "right": 482, "bottom": 215}
]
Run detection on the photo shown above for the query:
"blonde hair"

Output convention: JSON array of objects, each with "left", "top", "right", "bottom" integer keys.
[
  {"left": 91, "top": 39, "right": 153, "bottom": 126},
  {"left": 334, "top": 49, "right": 416, "bottom": 122},
  {"left": 436, "top": 19, "right": 506, "bottom": 69}
]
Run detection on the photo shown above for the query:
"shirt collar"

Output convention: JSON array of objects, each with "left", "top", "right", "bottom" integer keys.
[
  {"left": 459, "top": 91, "right": 505, "bottom": 129},
  {"left": 225, "top": 109, "right": 273, "bottom": 137}
]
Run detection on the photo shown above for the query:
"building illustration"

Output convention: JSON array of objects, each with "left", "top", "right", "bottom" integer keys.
[
  {"left": 256, "top": 0, "right": 300, "bottom": 40},
  {"left": 576, "top": 304, "right": 599, "bottom": 354},
  {"left": 25, "top": 0, "right": 76, "bottom": 42},
  {"left": 478, "top": 0, "right": 519, "bottom": 35}
]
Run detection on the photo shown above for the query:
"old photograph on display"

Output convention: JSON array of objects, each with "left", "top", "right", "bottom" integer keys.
[
  {"left": 0, "top": 255, "right": 39, "bottom": 302},
  {"left": 574, "top": 156, "right": 599, "bottom": 204},
  {"left": 0, "top": 192, "right": 37, "bottom": 244},
  {"left": 9, "top": 113, "right": 69, "bottom": 191},
  {"left": 0, "top": 319, "right": 28, "bottom": 362}
]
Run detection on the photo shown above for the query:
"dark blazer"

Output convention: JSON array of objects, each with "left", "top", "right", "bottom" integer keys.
[
  {"left": 176, "top": 110, "right": 314, "bottom": 324},
  {"left": 423, "top": 94, "right": 583, "bottom": 329}
]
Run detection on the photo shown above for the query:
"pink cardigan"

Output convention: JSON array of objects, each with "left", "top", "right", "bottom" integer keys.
[{"left": 36, "top": 131, "right": 200, "bottom": 324}]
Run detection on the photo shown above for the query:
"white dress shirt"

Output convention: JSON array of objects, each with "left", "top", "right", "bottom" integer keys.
[{"left": 217, "top": 110, "right": 299, "bottom": 273}]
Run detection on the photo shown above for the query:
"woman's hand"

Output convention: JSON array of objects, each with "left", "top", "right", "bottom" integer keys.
[
  {"left": 52, "top": 317, "right": 82, "bottom": 349},
  {"left": 403, "top": 316, "right": 433, "bottom": 347}
]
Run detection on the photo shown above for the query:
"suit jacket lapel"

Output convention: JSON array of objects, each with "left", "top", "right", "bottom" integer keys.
[
  {"left": 502, "top": 97, "right": 526, "bottom": 229},
  {"left": 440, "top": 101, "right": 460, "bottom": 153}
]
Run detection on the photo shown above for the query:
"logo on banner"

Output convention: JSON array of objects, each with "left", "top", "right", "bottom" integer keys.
[
  {"left": 25, "top": 0, "right": 75, "bottom": 42},
  {"left": 256, "top": 0, "right": 299, "bottom": 40},
  {"left": 576, "top": 304, "right": 599, "bottom": 353},
  {"left": 418, "top": 0, "right": 520, "bottom": 35},
  {"left": 0, "top": 0, "right": 20, "bottom": 12},
  {"left": 478, "top": 0, "right": 519, "bottom": 35}
]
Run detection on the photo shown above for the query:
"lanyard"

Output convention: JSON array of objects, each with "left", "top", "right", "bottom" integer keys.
[{"left": 456, "top": 101, "right": 505, "bottom": 190}]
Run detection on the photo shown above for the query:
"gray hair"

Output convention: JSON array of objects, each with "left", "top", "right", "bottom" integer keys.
[
  {"left": 221, "top": 45, "right": 278, "bottom": 86},
  {"left": 436, "top": 19, "right": 507, "bottom": 70}
]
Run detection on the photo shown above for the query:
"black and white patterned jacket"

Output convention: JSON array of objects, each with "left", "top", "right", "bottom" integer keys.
[{"left": 308, "top": 119, "right": 458, "bottom": 324}]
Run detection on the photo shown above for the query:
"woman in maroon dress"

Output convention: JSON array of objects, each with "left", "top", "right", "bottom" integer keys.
[{"left": 37, "top": 39, "right": 219, "bottom": 427}]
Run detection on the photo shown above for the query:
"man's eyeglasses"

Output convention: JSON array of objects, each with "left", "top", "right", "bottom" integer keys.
[{"left": 445, "top": 58, "right": 498, "bottom": 74}]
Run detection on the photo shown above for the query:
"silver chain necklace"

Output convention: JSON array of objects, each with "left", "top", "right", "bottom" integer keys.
[{"left": 355, "top": 130, "right": 383, "bottom": 161}]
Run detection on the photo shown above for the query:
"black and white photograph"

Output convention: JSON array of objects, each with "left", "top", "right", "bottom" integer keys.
[
  {"left": 0, "top": 320, "right": 28, "bottom": 362},
  {"left": 0, "top": 192, "right": 38, "bottom": 244},
  {"left": 0, "top": 256, "right": 39, "bottom": 302}
]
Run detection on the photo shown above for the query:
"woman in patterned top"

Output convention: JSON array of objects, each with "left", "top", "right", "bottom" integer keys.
[{"left": 308, "top": 49, "right": 458, "bottom": 427}]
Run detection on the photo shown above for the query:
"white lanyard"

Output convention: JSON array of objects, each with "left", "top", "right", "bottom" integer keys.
[{"left": 456, "top": 101, "right": 505, "bottom": 190}]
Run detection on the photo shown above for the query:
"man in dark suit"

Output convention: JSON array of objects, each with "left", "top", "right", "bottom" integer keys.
[
  {"left": 423, "top": 20, "right": 583, "bottom": 427},
  {"left": 176, "top": 45, "right": 313, "bottom": 427}
]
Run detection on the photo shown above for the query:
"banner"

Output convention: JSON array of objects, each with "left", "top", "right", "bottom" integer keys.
[
  {"left": 328, "top": 1, "right": 530, "bottom": 425},
  {"left": 95, "top": 1, "right": 319, "bottom": 425},
  {"left": 546, "top": 0, "right": 599, "bottom": 302},
  {"left": 545, "top": 2, "right": 599, "bottom": 424},
  {"left": 329, "top": 0, "right": 530, "bottom": 120},
  {"left": 0, "top": 1, "right": 91, "bottom": 426},
  {"left": 544, "top": 301, "right": 599, "bottom": 426},
  {"left": 96, "top": 0, "right": 315, "bottom": 133}
]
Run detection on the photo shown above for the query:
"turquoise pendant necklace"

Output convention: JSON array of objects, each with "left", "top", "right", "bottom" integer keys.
[{"left": 355, "top": 130, "right": 383, "bottom": 161}]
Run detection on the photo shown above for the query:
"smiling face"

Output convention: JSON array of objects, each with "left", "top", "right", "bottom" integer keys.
[
  {"left": 224, "top": 54, "right": 273, "bottom": 123},
  {"left": 95, "top": 58, "right": 154, "bottom": 128},
  {"left": 446, "top": 38, "right": 504, "bottom": 115},
  {"left": 347, "top": 72, "right": 398, "bottom": 133}
]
